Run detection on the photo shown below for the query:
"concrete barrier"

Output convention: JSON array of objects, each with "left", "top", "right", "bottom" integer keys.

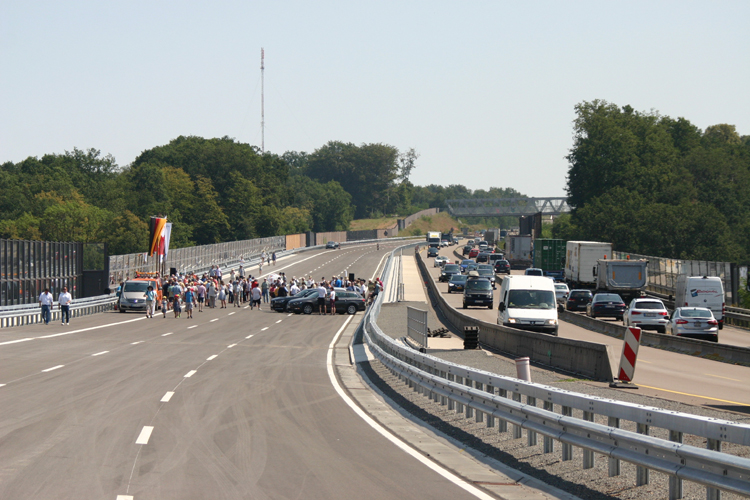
[
  {"left": 561, "top": 311, "right": 750, "bottom": 366},
  {"left": 416, "top": 248, "right": 616, "bottom": 382}
]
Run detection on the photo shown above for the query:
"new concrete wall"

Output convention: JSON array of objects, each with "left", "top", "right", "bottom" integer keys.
[{"left": 415, "top": 249, "right": 616, "bottom": 381}]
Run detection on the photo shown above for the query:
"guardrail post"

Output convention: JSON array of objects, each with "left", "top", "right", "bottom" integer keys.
[
  {"left": 455, "top": 376, "right": 464, "bottom": 414},
  {"left": 464, "top": 379, "right": 474, "bottom": 419},
  {"left": 562, "top": 406, "right": 572, "bottom": 461},
  {"left": 608, "top": 417, "right": 620, "bottom": 476},
  {"left": 636, "top": 423, "right": 650, "bottom": 485},
  {"left": 707, "top": 439, "right": 721, "bottom": 500},
  {"left": 527, "top": 396, "right": 537, "bottom": 446},
  {"left": 485, "top": 385, "right": 495, "bottom": 428},
  {"left": 512, "top": 393, "right": 523, "bottom": 439},
  {"left": 497, "top": 389, "right": 508, "bottom": 433},
  {"left": 447, "top": 374, "right": 455, "bottom": 411},
  {"left": 668, "top": 430, "right": 683, "bottom": 500},
  {"left": 543, "top": 401, "right": 554, "bottom": 453},
  {"left": 474, "top": 381, "right": 483, "bottom": 423},
  {"left": 582, "top": 411, "right": 595, "bottom": 468}
]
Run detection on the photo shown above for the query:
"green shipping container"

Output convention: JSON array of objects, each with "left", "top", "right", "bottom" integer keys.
[{"left": 533, "top": 239, "right": 566, "bottom": 271}]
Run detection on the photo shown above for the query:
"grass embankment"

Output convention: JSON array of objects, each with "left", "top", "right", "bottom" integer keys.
[
  {"left": 348, "top": 217, "right": 398, "bottom": 231},
  {"left": 349, "top": 210, "right": 478, "bottom": 236}
]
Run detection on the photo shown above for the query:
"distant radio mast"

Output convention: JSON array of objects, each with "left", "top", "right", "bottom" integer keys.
[{"left": 260, "top": 47, "right": 265, "bottom": 153}]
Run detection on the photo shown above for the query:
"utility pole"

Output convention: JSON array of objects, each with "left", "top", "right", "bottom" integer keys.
[{"left": 260, "top": 47, "right": 265, "bottom": 153}]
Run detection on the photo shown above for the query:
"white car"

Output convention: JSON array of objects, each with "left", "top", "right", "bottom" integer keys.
[
  {"left": 623, "top": 298, "right": 669, "bottom": 333},
  {"left": 554, "top": 283, "right": 569, "bottom": 304},
  {"left": 434, "top": 255, "right": 449, "bottom": 267}
]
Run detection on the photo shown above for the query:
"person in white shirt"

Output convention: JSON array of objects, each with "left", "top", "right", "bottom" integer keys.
[
  {"left": 38, "top": 288, "right": 54, "bottom": 325},
  {"left": 58, "top": 286, "right": 73, "bottom": 325},
  {"left": 329, "top": 288, "right": 336, "bottom": 316},
  {"left": 316, "top": 283, "right": 327, "bottom": 315},
  {"left": 290, "top": 282, "right": 300, "bottom": 296}
]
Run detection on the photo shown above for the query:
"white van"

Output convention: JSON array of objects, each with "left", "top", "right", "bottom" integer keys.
[
  {"left": 674, "top": 275, "right": 725, "bottom": 329},
  {"left": 497, "top": 275, "right": 558, "bottom": 335}
]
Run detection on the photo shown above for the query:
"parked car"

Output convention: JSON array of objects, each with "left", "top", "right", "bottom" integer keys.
[
  {"left": 666, "top": 307, "right": 719, "bottom": 342},
  {"left": 271, "top": 288, "right": 318, "bottom": 312},
  {"left": 524, "top": 268, "right": 544, "bottom": 276},
  {"left": 462, "top": 245, "right": 472, "bottom": 256},
  {"left": 326, "top": 241, "right": 340, "bottom": 249},
  {"left": 494, "top": 260, "right": 511, "bottom": 274},
  {"left": 587, "top": 293, "right": 626, "bottom": 320},
  {"left": 288, "top": 289, "right": 365, "bottom": 315},
  {"left": 448, "top": 274, "right": 468, "bottom": 293},
  {"left": 469, "top": 248, "right": 480, "bottom": 258},
  {"left": 439, "top": 264, "right": 461, "bottom": 282},
  {"left": 565, "top": 289, "right": 593, "bottom": 311},
  {"left": 476, "top": 268, "right": 496, "bottom": 288},
  {"left": 463, "top": 277, "right": 494, "bottom": 309},
  {"left": 623, "top": 298, "right": 669, "bottom": 333},
  {"left": 434, "top": 255, "right": 449, "bottom": 267}
]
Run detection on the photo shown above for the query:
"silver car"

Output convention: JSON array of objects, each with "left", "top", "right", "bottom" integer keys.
[{"left": 666, "top": 307, "right": 719, "bottom": 342}]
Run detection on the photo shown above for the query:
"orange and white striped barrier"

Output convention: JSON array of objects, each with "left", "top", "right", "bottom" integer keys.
[{"left": 612, "top": 326, "right": 642, "bottom": 387}]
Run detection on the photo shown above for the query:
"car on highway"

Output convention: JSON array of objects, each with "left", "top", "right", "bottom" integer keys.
[
  {"left": 434, "top": 255, "right": 449, "bottom": 267},
  {"left": 666, "top": 307, "right": 719, "bottom": 342},
  {"left": 476, "top": 268, "right": 496, "bottom": 288},
  {"left": 448, "top": 274, "right": 468, "bottom": 293},
  {"left": 427, "top": 246, "right": 439, "bottom": 258},
  {"left": 554, "top": 283, "right": 569, "bottom": 310},
  {"left": 271, "top": 288, "right": 318, "bottom": 312},
  {"left": 462, "top": 245, "right": 472, "bottom": 256},
  {"left": 440, "top": 240, "right": 450, "bottom": 247},
  {"left": 463, "top": 277, "right": 494, "bottom": 309},
  {"left": 118, "top": 279, "right": 159, "bottom": 313},
  {"left": 494, "top": 260, "right": 511, "bottom": 274},
  {"left": 524, "top": 268, "right": 544, "bottom": 276},
  {"left": 288, "top": 289, "right": 365, "bottom": 315},
  {"left": 476, "top": 252, "right": 491, "bottom": 263},
  {"left": 586, "top": 293, "right": 626, "bottom": 320},
  {"left": 469, "top": 248, "right": 480, "bottom": 258},
  {"left": 326, "top": 241, "right": 340, "bottom": 249},
  {"left": 487, "top": 254, "right": 504, "bottom": 266},
  {"left": 464, "top": 262, "right": 478, "bottom": 274},
  {"left": 623, "top": 298, "right": 669, "bottom": 333},
  {"left": 439, "top": 263, "right": 461, "bottom": 282},
  {"left": 459, "top": 259, "right": 475, "bottom": 272},
  {"left": 565, "top": 289, "right": 593, "bottom": 311}
]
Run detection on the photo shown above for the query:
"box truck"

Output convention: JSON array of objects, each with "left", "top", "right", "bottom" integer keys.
[
  {"left": 426, "top": 231, "right": 441, "bottom": 248},
  {"left": 564, "top": 241, "right": 612, "bottom": 286}
]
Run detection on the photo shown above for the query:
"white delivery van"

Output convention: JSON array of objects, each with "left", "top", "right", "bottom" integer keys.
[
  {"left": 497, "top": 275, "right": 558, "bottom": 335},
  {"left": 674, "top": 275, "right": 725, "bottom": 329}
]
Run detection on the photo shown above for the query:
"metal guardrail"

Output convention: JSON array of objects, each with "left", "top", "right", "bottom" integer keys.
[
  {"left": 363, "top": 246, "right": 750, "bottom": 500},
  {"left": 0, "top": 293, "right": 117, "bottom": 328}
]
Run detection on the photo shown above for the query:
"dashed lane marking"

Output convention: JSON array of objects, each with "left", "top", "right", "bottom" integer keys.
[
  {"left": 161, "top": 332, "right": 173, "bottom": 337},
  {"left": 227, "top": 344, "right": 237, "bottom": 348},
  {"left": 228, "top": 312, "right": 235, "bottom": 315},
  {"left": 245, "top": 335, "right": 254, "bottom": 339},
  {"left": 161, "top": 391, "right": 174, "bottom": 402},
  {"left": 42, "top": 365, "right": 64, "bottom": 372},
  {"left": 92, "top": 351, "right": 109, "bottom": 356},
  {"left": 135, "top": 426, "right": 153, "bottom": 445},
  {"left": 276, "top": 320, "right": 282, "bottom": 324},
  {"left": 210, "top": 319, "right": 218, "bottom": 322},
  {"left": 187, "top": 325, "right": 197, "bottom": 329},
  {"left": 261, "top": 327, "right": 269, "bottom": 331},
  {"left": 207, "top": 355, "right": 218, "bottom": 360},
  {"left": 131, "top": 341, "right": 144, "bottom": 345},
  {"left": 184, "top": 370, "right": 197, "bottom": 378}
]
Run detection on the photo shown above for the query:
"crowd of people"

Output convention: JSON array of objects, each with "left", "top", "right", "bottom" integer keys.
[{"left": 130, "top": 267, "right": 384, "bottom": 320}]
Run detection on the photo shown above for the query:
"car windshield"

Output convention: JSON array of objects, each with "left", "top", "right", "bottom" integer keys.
[
  {"left": 507, "top": 290, "right": 555, "bottom": 309},
  {"left": 633, "top": 301, "right": 664, "bottom": 310},
  {"left": 450, "top": 275, "right": 468, "bottom": 283},
  {"left": 680, "top": 309, "right": 712, "bottom": 318},
  {"left": 462, "top": 260, "right": 474, "bottom": 265},
  {"left": 555, "top": 285, "right": 568, "bottom": 291},
  {"left": 444, "top": 265, "right": 460, "bottom": 272},
  {"left": 478, "top": 269, "right": 493, "bottom": 276},
  {"left": 525, "top": 269, "right": 543, "bottom": 276},
  {"left": 595, "top": 294, "right": 622, "bottom": 302},
  {"left": 570, "top": 291, "right": 592, "bottom": 298},
  {"left": 466, "top": 279, "right": 491, "bottom": 290},
  {"left": 123, "top": 282, "right": 149, "bottom": 293}
]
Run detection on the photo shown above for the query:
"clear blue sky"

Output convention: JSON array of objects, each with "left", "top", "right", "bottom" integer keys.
[{"left": 2, "top": 1, "right": 748, "bottom": 197}]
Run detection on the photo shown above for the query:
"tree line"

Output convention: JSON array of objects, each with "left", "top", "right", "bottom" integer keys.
[
  {"left": 553, "top": 100, "right": 750, "bottom": 262},
  {"left": 0, "top": 136, "right": 525, "bottom": 255}
]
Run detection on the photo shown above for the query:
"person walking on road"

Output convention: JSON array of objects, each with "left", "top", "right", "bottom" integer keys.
[
  {"left": 251, "top": 285, "right": 262, "bottom": 310},
  {"left": 58, "top": 286, "right": 73, "bottom": 325},
  {"left": 196, "top": 282, "right": 206, "bottom": 312},
  {"left": 184, "top": 287, "right": 195, "bottom": 318},
  {"left": 261, "top": 278, "right": 269, "bottom": 303},
  {"left": 272, "top": 251, "right": 277, "bottom": 266},
  {"left": 39, "top": 288, "right": 54, "bottom": 325},
  {"left": 145, "top": 285, "right": 156, "bottom": 318}
]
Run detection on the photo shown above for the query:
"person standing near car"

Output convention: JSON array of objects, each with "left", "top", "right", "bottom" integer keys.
[
  {"left": 329, "top": 287, "right": 336, "bottom": 315},
  {"left": 58, "top": 286, "right": 73, "bottom": 325},
  {"left": 39, "top": 288, "right": 54, "bottom": 325},
  {"left": 316, "top": 282, "right": 327, "bottom": 315},
  {"left": 145, "top": 285, "right": 156, "bottom": 318}
]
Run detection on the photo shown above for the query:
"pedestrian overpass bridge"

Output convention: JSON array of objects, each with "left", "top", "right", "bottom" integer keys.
[{"left": 445, "top": 197, "right": 570, "bottom": 217}]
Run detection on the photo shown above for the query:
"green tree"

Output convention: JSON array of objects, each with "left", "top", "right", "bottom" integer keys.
[{"left": 192, "top": 176, "right": 229, "bottom": 244}]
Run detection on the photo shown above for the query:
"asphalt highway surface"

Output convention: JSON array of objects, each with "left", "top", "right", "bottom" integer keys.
[
  {"left": 427, "top": 246, "right": 750, "bottom": 410},
  {"left": 0, "top": 243, "right": 484, "bottom": 500}
]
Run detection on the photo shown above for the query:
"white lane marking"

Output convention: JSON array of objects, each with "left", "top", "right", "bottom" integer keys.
[
  {"left": 244, "top": 305, "right": 249, "bottom": 309},
  {"left": 161, "top": 332, "right": 173, "bottom": 337},
  {"left": 135, "top": 426, "right": 154, "bottom": 445},
  {"left": 705, "top": 373, "right": 742, "bottom": 382},
  {"left": 228, "top": 312, "right": 235, "bottom": 316},
  {"left": 325, "top": 317, "right": 494, "bottom": 500},
  {"left": 245, "top": 334, "right": 254, "bottom": 339},
  {"left": 275, "top": 320, "right": 282, "bottom": 324},
  {"left": 131, "top": 341, "right": 144, "bottom": 345},
  {"left": 184, "top": 370, "right": 197, "bottom": 378},
  {"left": 161, "top": 391, "right": 174, "bottom": 402},
  {"left": 187, "top": 325, "right": 197, "bottom": 329},
  {"left": 116, "top": 496, "right": 134, "bottom": 500},
  {"left": 210, "top": 319, "right": 218, "bottom": 322},
  {"left": 0, "top": 384, "right": 6, "bottom": 388},
  {"left": 37, "top": 316, "right": 146, "bottom": 339},
  {"left": 227, "top": 344, "right": 237, "bottom": 348},
  {"left": 42, "top": 365, "right": 64, "bottom": 372},
  {"left": 287, "top": 313, "right": 293, "bottom": 317},
  {"left": 0, "top": 338, "right": 34, "bottom": 346},
  {"left": 261, "top": 327, "right": 269, "bottom": 331},
  {"left": 207, "top": 355, "right": 218, "bottom": 360},
  {"left": 92, "top": 351, "right": 109, "bottom": 356}
]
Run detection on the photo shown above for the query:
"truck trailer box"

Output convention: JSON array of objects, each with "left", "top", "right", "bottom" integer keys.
[
  {"left": 505, "top": 235, "right": 532, "bottom": 267},
  {"left": 565, "top": 241, "right": 613, "bottom": 285},
  {"left": 595, "top": 259, "right": 647, "bottom": 294},
  {"left": 533, "top": 239, "right": 566, "bottom": 271}
]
